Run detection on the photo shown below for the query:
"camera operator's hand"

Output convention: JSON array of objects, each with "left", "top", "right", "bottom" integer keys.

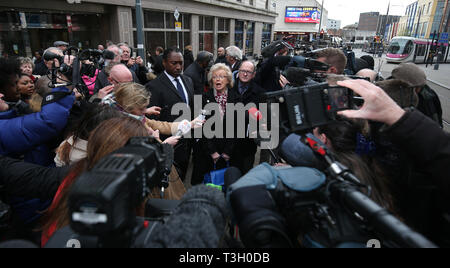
[
  {"left": 279, "top": 74, "right": 290, "bottom": 88},
  {"left": 0, "top": 93, "right": 9, "bottom": 112},
  {"left": 337, "top": 79, "right": 405, "bottom": 126},
  {"left": 98, "top": 85, "right": 115, "bottom": 99}
]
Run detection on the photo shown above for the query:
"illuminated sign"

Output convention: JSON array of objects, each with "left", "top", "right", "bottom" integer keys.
[{"left": 285, "top": 7, "right": 320, "bottom": 23}]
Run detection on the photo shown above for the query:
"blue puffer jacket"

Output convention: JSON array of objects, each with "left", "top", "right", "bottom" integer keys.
[
  {"left": 0, "top": 86, "right": 74, "bottom": 228},
  {"left": 0, "top": 87, "right": 75, "bottom": 156}
]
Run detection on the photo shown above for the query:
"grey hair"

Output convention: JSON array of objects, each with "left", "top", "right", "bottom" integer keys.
[
  {"left": 225, "top": 46, "right": 243, "bottom": 61},
  {"left": 107, "top": 44, "right": 123, "bottom": 56},
  {"left": 208, "top": 63, "right": 234, "bottom": 89},
  {"left": 18, "top": 57, "right": 35, "bottom": 70},
  {"left": 117, "top": 42, "right": 131, "bottom": 53}
]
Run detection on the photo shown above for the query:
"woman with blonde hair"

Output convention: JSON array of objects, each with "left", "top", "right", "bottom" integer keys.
[
  {"left": 104, "top": 82, "right": 203, "bottom": 146},
  {"left": 41, "top": 117, "right": 186, "bottom": 247},
  {"left": 191, "top": 63, "right": 241, "bottom": 185}
]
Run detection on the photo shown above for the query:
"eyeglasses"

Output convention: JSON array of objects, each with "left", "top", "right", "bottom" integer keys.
[
  {"left": 212, "top": 76, "right": 226, "bottom": 80},
  {"left": 239, "top": 70, "right": 255, "bottom": 75}
]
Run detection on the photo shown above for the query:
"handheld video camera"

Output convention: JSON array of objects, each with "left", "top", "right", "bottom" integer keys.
[
  {"left": 265, "top": 82, "right": 354, "bottom": 134},
  {"left": 68, "top": 137, "right": 173, "bottom": 243}
]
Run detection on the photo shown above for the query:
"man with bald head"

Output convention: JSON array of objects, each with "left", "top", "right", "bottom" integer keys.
[{"left": 94, "top": 64, "right": 133, "bottom": 100}]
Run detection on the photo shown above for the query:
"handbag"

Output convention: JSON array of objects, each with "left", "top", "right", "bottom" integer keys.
[{"left": 203, "top": 159, "right": 230, "bottom": 189}]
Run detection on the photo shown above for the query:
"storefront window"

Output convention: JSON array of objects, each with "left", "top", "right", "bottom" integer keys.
[
  {"left": 218, "top": 18, "right": 229, "bottom": 31},
  {"left": 199, "top": 16, "right": 214, "bottom": 31},
  {"left": 0, "top": 11, "right": 103, "bottom": 57},
  {"left": 235, "top": 20, "right": 244, "bottom": 49},
  {"left": 145, "top": 31, "right": 165, "bottom": 52},
  {"left": 144, "top": 10, "right": 164, "bottom": 28},
  {"left": 262, "top": 23, "right": 272, "bottom": 48},
  {"left": 199, "top": 33, "right": 214, "bottom": 52},
  {"left": 246, "top": 22, "right": 254, "bottom": 56}
]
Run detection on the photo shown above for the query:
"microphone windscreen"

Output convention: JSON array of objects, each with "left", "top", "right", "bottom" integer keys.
[
  {"left": 280, "top": 134, "right": 318, "bottom": 168},
  {"left": 248, "top": 107, "right": 262, "bottom": 121}
]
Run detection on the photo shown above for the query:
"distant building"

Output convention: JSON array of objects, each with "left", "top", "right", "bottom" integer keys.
[
  {"left": 327, "top": 19, "right": 341, "bottom": 30},
  {"left": 358, "top": 12, "right": 380, "bottom": 32},
  {"left": 274, "top": 0, "right": 328, "bottom": 42}
]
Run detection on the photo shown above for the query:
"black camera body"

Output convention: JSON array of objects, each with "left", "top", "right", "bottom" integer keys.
[
  {"left": 68, "top": 137, "right": 173, "bottom": 241},
  {"left": 266, "top": 83, "right": 354, "bottom": 134}
]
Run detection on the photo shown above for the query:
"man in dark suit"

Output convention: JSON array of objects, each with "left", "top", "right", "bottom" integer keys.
[
  {"left": 184, "top": 51, "right": 213, "bottom": 95},
  {"left": 145, "top": 47, "right": 195, "bottom": 181},
  {"left": 231, "top": 60, "right": 265, "bottom": 174}
]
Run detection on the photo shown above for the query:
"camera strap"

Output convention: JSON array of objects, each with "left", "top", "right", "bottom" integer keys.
[{"left": 41, "top": 91, "right": 72, "bottom": 107}]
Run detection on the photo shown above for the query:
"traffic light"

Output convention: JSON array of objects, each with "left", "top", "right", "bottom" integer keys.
[{"left": 320, "top": 29, "right": 324, "bottom": 39}]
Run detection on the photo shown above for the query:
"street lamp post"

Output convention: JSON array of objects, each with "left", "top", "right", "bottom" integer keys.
[
  {"left": 318, "top": 0, "right": 325, "bottom": 36},
  {"left": 135, "top": 0, "right": 145, "bottom": 59}
]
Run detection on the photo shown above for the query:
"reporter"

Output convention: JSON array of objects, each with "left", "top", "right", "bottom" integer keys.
[
  {"left": 41, "top": 117, "right": 186, "bottom": 247},
  {"left": 54, "top": 105, "right": 123, "bottom": 167},
  {"left": 105, "top": 82, "right": 202, "bottom": 146}
]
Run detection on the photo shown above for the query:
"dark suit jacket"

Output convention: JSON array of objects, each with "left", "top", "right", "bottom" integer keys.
[
  {"left": 145, "top": 72, "right": 195, "bottom": 123},
  {"left": 184, "top": 62, "right": 206, "bottom": 95}
]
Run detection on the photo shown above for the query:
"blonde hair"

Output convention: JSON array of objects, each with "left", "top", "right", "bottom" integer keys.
[
  {"left": 208, "top": 63, "right": 234, "bottom": 89},
  {"left": 114, "top": 82, "right": 150, "bottom": 113}
]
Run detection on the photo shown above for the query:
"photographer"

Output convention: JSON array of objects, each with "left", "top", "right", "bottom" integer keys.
[
  {"left": 0, "top": 54, "right": 75, "bottom": 243},
  {"left": 118, "top": 43, "right": 148, "bottom": 84},
  {"left": 0, "top": 57, "right": 75, "bottom": 163},
  {"left": 337, "top": 79, "right": 450, "bottom": 247}
]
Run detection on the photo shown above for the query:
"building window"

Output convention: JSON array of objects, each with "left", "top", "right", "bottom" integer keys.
[
  {"left": 144, "top": 10, "right": 164, "bottom": 28},
  {"left": 235, "top": 20, "right": 244, "bottom": 49},
  {"left": 199, "top": 16, "right": 213, "bottom": 31},
  {"left": 262, "top": 23, "right": 272, "bottom": 48},
  {"left": 218, "top": 18, "right": 229, "bottom": 31},
  {"left": 199, "top": 16, "right": 214, "bottom": 52},
  {"left": 245, "top": 22, "right": 254, "bottom": 56}
]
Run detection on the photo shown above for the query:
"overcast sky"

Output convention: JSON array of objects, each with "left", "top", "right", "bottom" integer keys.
[{"left": 323, "top": 0, "right": 417, "bottom": 27}]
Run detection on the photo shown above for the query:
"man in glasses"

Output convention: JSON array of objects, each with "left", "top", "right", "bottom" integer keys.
[{"left": 231, "top": 60, "right": 265, "bottom": 174}]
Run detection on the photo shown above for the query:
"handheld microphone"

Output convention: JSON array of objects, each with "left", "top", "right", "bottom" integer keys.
[
  {"left": 175, "top": 120, "right": 192, "bottom": 137},
  {"left": 248, "top": 107, "right": 263, "bottom": 121}
]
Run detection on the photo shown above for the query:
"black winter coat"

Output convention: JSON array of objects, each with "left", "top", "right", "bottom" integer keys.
[
  {"left": 0, "top": 156, "right": 69, "bottom": 200},
  {"left": 184, "top": 62, "right": 207, "bottom": 95},
  {"left": 201, "top": 88, "right": 242, "bottom": 157}
]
